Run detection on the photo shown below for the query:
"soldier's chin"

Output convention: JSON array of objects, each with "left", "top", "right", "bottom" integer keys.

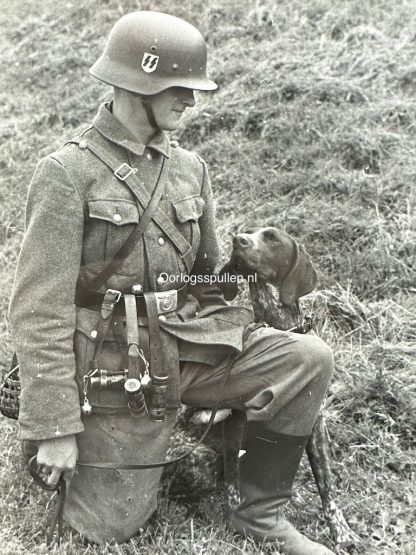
[{"left": 156, "top": 116, "right": 181, "bottom": 131}]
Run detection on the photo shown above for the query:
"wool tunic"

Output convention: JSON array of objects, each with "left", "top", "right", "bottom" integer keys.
[{"left": 9, "top": 102, "right": 253, "bottom": 441}]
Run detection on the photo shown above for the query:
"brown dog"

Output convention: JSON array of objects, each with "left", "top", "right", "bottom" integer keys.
[
  {"left": 211, "top": 227, "right": 356, "bottom": 544},
  {"left": 187, "top": 228, "right": 356, "bottom": 544},
  {"left": 219, "top": 226, "right": 317, "bottom": 330}
]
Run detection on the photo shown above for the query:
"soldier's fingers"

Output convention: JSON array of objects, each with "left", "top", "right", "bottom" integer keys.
[{"left": 46, "top": 468, "right": 62, "bottom": 486}]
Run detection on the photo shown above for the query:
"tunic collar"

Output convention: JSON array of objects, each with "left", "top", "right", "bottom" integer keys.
[{"left": 92, "top": 102, "right": 171, "bottom": 158}]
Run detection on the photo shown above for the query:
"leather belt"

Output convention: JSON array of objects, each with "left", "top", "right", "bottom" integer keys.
[{"left": 75, "top": 285, "right": 187, "bottom": 316}]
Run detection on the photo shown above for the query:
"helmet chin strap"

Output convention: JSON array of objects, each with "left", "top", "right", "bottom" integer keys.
[{"left": 141, "top": 97, "right": 158, "bottom": 129}]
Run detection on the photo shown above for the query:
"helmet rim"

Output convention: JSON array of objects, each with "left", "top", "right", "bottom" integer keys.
[{"left": 89, "top": 11, "right": 218, "bottom": 95}]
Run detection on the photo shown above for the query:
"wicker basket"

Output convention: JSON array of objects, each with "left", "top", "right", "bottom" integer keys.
[{"left": 0, "top": 362, "right": 20, "bottom": 420}]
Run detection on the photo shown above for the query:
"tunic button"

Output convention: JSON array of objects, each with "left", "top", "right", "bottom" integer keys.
[
  {"left": 131, "top": 283, "right": 143, "bottom": 295},
  {"left": 146, "top": 152, "right": 153, "bottom": 161},
  {"left": 91, "top": 330, "right": 97, "bottom": 338},
  {"left": 113, "top": 213, "right": 122, "bottom": 222},
  {"left": 157, "top": 275, "right": 167, "bottom": 285},
  {"left": 159, "top": 315, "right": 167, "bottom": 322},
  {"left": 78, "top": 140, "right": 87, "bottom": 150},
  {"left": 158, "top": 237, "right": 165, "bottom": 246}
]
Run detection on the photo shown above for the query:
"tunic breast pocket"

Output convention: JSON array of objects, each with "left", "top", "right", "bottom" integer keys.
[
  {"left": 172, "top": 195, "right": 205, "bottom": 254},
  {"left": 83, "top": 199, "right": 140, "bottom": 276}
]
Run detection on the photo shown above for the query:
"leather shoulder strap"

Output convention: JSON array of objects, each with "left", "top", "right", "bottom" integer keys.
[
  {"left": 89, "top": 154, "right": 168, "bottom": 290},
  {"left": 69, "top": 134, "right": 195, "bottom": 277}
]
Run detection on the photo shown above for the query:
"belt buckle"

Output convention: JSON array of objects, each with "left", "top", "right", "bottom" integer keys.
[
  {"left": 105, "top": 288, "right": 122, "bottom": 304},
  {"left": 155, "top": 289, "right": 177, "bottom": 314},
  {"left": 114, "top": 163, "right": 138, "bottom": 182}
]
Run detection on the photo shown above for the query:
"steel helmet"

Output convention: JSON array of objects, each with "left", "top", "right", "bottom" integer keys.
[{"left": 90, "top": 11, "right": 218, "bottom": 95}]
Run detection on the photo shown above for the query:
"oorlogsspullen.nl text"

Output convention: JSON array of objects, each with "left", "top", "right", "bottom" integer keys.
[{"left": 158, "top": 272, "right": 257, "bottom": 286}]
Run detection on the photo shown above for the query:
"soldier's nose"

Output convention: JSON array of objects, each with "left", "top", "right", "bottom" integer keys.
[
  {"left": 182, "top": 89, "right": 196, "bottom": 107},
  {"left": 233, "top": 234, "right": 251, "bottom": 248}
]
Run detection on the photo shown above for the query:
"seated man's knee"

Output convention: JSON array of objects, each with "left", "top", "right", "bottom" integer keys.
[
  {"left": 307, "top": 335, "right": 334, "bottom": 384},
  {"left": 243, "top": 326, "right": 334, "bottom": 392},
  {"left": 290, "top": 334, "right": 334, "bottom": 385}
]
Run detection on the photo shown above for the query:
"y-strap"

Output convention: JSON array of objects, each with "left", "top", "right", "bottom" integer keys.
[
  {"left": 69, "top": 135, "right": 195, "bottom": 276},
  {"left": 89, "top": 154, "right": 169, "bottom": 291}
]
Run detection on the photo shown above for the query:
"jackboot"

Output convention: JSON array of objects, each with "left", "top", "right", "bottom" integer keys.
[{"left": 230, "top": 426, "right": 334, "bottom": 555}]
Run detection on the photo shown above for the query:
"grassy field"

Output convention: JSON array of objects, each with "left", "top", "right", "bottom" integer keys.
[{"left": 0, "top": 0, "right": 415, "bottom": 553}]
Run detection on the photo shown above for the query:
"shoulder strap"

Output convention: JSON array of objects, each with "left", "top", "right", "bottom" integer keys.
[
  {"left": 89, "top": 154, "right": 168, "bottom": 291},
  {"left": 70, "top": 134, "right": 195, "bottom": 278}
]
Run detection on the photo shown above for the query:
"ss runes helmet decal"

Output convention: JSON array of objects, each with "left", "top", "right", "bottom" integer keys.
[{"left": 141, "top": 52, "right": 159, "bottom": 73}]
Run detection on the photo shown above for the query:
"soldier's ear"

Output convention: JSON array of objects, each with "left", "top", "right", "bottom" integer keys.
[{"left": 280, "top": 242, "right": 318, "bottom": 305}]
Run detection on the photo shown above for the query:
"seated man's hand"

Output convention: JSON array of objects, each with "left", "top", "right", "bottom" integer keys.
[{"left": 37, "top": 434, "right": 78, "bottom": 485}]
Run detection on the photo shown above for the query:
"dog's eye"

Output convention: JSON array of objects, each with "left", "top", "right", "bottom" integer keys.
[
  {"left": 243, "top": 226, "right": 261, "bottom": 234},
  {"left": 262, "top": 229, "right": 280, "bottom": 243}
]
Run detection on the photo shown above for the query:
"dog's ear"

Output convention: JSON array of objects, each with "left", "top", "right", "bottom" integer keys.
[
  {"left": 280, "top": 242, "right": 318, "bottom": 305},
  {"left": 217, "top": 259, "right": 240, "bottom": 301}
]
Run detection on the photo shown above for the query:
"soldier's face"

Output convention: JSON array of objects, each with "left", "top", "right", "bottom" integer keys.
[{"left": 149, "top": 87, "right": 196, "bottom": 130}]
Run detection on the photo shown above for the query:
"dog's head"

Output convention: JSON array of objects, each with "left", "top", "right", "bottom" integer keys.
[{"left": 220, "top": 226, "right": 317, "bottom": 305}]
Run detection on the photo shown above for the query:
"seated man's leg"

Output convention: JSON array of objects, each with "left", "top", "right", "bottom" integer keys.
[{"left": 180, "top": 324, "right": 335, "bottom": 555}]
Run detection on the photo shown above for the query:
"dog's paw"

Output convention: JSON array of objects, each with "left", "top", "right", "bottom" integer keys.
[{"left": 190, "top": 408, "right": 232, "bottom": 425}]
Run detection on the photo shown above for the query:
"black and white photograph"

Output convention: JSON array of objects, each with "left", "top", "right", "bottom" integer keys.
[{"left": 0, "top": 1, "right": 415, "bottom": 554}]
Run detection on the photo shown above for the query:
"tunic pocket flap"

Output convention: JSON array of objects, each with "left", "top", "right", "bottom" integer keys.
[
  {"left": 75, "top": 307, "right": 102, "bottom": 338},
  {"left": 75, "top": 307, "right": 120, "bottom": 343},
  {"left": 173, "top": 196, "right": 205, "bottom": 223},
  {"left": 88, "top": 199, "right": 139, "bottom": 226}
]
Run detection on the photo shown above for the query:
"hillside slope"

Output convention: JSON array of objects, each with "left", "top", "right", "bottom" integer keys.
[{"left": 0, "top": 1, "right": 415, "bottom": 554}]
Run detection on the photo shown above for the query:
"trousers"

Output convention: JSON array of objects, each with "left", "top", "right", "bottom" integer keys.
[
  {"left": 61, "top": 325, "right": 333, "bottom": 543},
  {"left": 181, "top": 324, "right": 333, "bottom": 436}
]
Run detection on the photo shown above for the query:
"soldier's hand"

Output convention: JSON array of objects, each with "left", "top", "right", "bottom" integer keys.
[{"left": 37, "top": 434, "right": 78, "bottom": 486}]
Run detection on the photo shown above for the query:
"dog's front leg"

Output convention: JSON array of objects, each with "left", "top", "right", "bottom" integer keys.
[{"left": 306, "top": 412, "right": 359, "bottom": 545}]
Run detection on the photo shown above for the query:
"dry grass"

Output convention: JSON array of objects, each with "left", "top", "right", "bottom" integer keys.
[{"left": 0, "top": 0, "right": 415, "bottom": 553}]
